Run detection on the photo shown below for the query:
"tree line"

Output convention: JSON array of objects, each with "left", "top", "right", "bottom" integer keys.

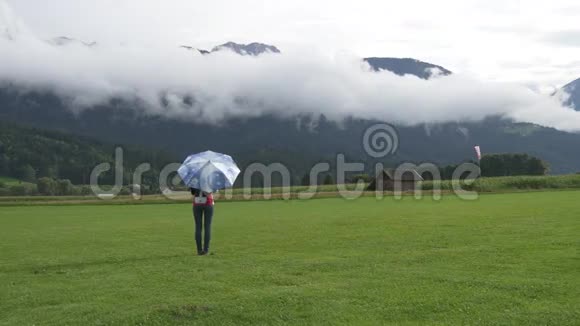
[{"left": 435, "top": 154, "right": 547, "bottom": 179}]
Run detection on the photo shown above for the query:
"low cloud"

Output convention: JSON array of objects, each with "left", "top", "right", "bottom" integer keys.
[
  {"left": 1, "top": 0, "right": 579, "bottom": 131},
  {"left": 541, "top": 29, "right": 580, "bottom": 47}
]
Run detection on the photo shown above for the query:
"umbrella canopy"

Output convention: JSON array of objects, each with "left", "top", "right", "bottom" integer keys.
[{"left": 178, "top": 151, "right": 241, "bottom": 193}]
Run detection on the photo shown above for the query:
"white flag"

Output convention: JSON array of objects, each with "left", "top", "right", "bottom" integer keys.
[{"left": 474, "top": 145, "right": 482, "bottom": 161}]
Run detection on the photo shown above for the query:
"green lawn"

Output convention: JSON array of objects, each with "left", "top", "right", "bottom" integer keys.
[{"left": 0, "top": 192, "right": 579, "bottom": 325}]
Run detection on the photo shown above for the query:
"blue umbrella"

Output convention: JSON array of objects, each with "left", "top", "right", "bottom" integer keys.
[{"left": 178, "top": 151, "right": 241, "bottom": 193}]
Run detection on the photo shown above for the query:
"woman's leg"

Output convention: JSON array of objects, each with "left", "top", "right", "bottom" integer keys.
[
  {"left": 203, "top": 206, "right": 214, "bottom": 253},
  {"left": 193, "top": 206, "right": 203, "bottom": 254}
]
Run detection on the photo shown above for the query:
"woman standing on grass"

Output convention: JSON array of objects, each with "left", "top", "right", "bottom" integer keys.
[{"left": 191, "top": 188, "right": 214, "bottom": 256}]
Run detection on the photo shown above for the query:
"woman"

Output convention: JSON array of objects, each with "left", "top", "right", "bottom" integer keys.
[{"left": 190, "top": 188, "right": 214, "bottom": 256}]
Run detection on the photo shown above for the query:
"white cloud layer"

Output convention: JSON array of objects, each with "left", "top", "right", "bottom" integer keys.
[
  {"left": 5, "top": 0, "right": 580, "bottom": 86},
  {"left": 1, "top": 0, "right": 580, "bottom": 131}
]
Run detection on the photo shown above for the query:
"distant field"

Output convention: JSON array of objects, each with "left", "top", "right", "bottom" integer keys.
[
  {"left": 422, "top": 174, "right": 580, "bottom": 192},
  {"left": 1, "top": 192, "right": 578, "bottom": 325},
  {"left": 0, "top": 176, "right": 25, "bottom": 186},
  {"left": 3, "top": 174, "right": 580, "bottom": 206}
]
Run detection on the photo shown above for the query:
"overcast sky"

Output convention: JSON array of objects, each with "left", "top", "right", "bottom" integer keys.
[{"left": 5, "top": 0, "right": 580, "bottom": 88}]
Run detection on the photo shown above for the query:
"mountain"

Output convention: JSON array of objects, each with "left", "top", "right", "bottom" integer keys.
[
  {"left": 1, "top": 40, "right": 580, "bottom": 175},
  {"left": 179, "top": 41, "right": 452, "bottom": 80},
  {"left": 38, "top": 35, "right": 453, "bottom": 81},
  {"left": 364, "top": 57, "right": 452, "bottom": 79},
  {"left": 1, "top": 86, "right": 580, "bottom": 175},
  {"left": 211, "top": 42, "right": 281, "bottom": 56},
  {"left": 562, "top": 78, "right": 580, "bottom": 110},
  {"left": 179, "top": 41, "right": 452, "bottom": 79},
  {"left": 180, "top": 45, "right": 210, "bottom": 55},
  {"left": 180, "top": 42, "right": 281, "bottom": 56}
]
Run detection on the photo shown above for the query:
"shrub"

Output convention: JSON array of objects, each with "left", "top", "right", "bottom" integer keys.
[
  {"left": 27, "top": 184, "right": 39, "bottom": 196},
  {"left": 10, "top": 185, "right": 28, "bottom": 196},
  {"left": 79, "top": 185, "right": 94, "bottom": 196},
  {"left": 37, "top": 177, "right": 57, "bottom": 196},
  {"left": 119, "top": 187, "right": 131, "bottom": 196},
  {"left": 17, "top": 164, "right": 37, "bottom": 183},
  {"left": 323, "top": 175, "right": 334, "bottom": 185},
  {"left": 56, "top": 179, "right": 73, "bottom": 196},
  {"left": 505, "top": 177, "right": 549, "bottom": 189}
]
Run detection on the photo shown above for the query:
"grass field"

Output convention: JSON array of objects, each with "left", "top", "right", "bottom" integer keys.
[
  {"left": 0, "top": 176, "right": 26, "bottom": 186},
  {"left": 1, "top": 192, "right": 579, "bottom": 325},
  {"left": 3, "top": 174, "right": 580, "bottom": 207}
]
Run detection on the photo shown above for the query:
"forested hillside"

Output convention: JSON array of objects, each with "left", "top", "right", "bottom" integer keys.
[{"left": 0, "top": 122, "right": 177, "bottom": 185}]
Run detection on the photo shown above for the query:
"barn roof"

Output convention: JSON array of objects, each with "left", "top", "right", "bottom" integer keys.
[{"left": 381, "top": 168, "right": 424, "bottom": 181}]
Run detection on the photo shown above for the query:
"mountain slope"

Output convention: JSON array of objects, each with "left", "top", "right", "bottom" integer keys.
[
  {"left": 1, "top": 86, "right": 580, "bottom": 174},
  {"left": 180, "top": 45, "right": 210, "bottom": 55},
  {"left": 211, "top": 42, "right": 281, "bottom": 56},
  {"left": 563, "top": 78, "right": 580, "bottom": 110},
  {"left": 364, "top": 57, "right": 452, "bottom": 79},
  {"left": 41, "top": 37, "right": 451, "bottom": 80},
  {"left": 180, "top": 41, "right": 281, "bottom": 56},
  {"left": 0, "top": 120, "right": 177, "bottom": 184}
]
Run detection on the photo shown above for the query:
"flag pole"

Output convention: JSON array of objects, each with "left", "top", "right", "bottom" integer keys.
[{"left": 474, "top": 145, "right": 482, "bottom": 176}]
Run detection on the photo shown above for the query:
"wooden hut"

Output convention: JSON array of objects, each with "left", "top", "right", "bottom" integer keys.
[{"left": 366, "top": 168, "right": 424, "bottom": 192}]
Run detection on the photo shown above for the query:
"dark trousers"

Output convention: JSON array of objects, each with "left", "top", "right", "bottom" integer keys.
[{"left": 193, "top": 205, "right": 214, "bottom": 252}]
